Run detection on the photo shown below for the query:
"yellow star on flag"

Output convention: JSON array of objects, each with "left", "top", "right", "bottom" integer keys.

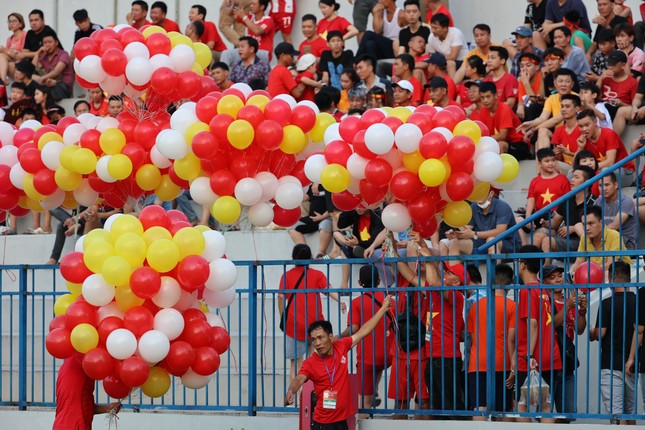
[{"left": 540, "top": 188, "right": 555, "bottom": 205}]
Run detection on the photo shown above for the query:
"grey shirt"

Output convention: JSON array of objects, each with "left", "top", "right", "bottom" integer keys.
[{"left": 595, "top": 193, "right": 637, "bottom": 250}]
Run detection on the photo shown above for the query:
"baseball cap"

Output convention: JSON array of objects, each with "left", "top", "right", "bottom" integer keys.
[
  {"left": 274, "top": 41, "right": 300, "bottom": 58},
  {"left": 541, "top": 264, "right": 564, "bottom": 280},
  {"left": 512, "top": 25, "right": 533, "bottom": 38},
  {"left": 464, "top": 79, "right": 482, "bottom": 89},
  {"left": 425, "top": 76, "right": 448, "bottom": 89},
  {"left": 359, "top": 265, "right": 380, "bottom": 287},
  {"left": 607, "top": 50, "right": 628, "bottom": 65},
  {"left": 443, "top": 262, "right": 470, "bottom": 286},
  {"left": 392, "top": 79, "right": 414, "bottom": 93},
  {"left": 15, "top": 60, "right": 35, "bottom": 77},
  {"left": 296, "top": 53, "right": 317, "bottom": 72},
  {"left": 424, "top": 52, "right": 447, "bottom": 68}
]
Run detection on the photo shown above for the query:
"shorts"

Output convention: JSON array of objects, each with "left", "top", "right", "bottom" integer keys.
[
  {"left": 467, "top": 371, "right": 513, "bottom": 411},
  {"left": 356, "top": 362, "right": 387, "bottom": 396},
  {"left": 271, "top": 11, "right": 295, "bottom": 33},
  {"left": 388, "top": 356, "right": 430, "bottom": 400},
  {"left": 285, "top": 335, "right": 308, "bottom": 360},
  {"left": 352, "top": 0, "right": 379, "bottom": 32},
  {"left": 600, "top": 369, "right": 635, "bottom": 415},
  {"left": 604, "top": 102, "right": 619, "bottom": 120},
  {"left": 312, "top": 420, "right": 348, "bottom": 430},
  {"left": 471, "top": 238, "right": 517, "bottom": 255},
  {"left": 508, "top": 141, "right": 532, "bottom": 161},
  {"left": 553, "top": 235, "right": 580, "bottom": 254},
  {"left": 291, "top": 217, "right": 333, "bottom": 234},
  {"left": 425, "top": 357, "right": 465, "bottom": 411}
]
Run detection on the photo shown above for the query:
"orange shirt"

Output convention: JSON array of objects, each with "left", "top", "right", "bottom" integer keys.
[
  {"left": 518, "top": 71, "right": 543, "bottom": 102},
  {"left": 467, "top": 295, "right": 516, "bottom": 373}
]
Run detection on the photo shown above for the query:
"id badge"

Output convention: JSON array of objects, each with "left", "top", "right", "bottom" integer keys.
[
  {"left": 425, "top": 311, "right": 431, "bottom": 342},
  {"left": 323, "top": 390, "right": 338, "bottom": 409}
]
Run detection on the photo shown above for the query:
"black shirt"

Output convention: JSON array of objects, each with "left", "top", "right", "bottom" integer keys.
[
  {"left": 24, "top": 25, "right": 61, "bottom": 52},
  {"left": 592, "top": 16, "right": 628, "bottom": 42},
  {"left": 595, "top": 291, "right": 636, "bottom": 371},
  {"left": 319, "top": 50, "right": 354, "bottom": 91},
  {"left": 337, "top": 208, "right": 384, "bottom": 249},
  {"left": 556, "top": 193, "right": 595, "bottom": 237},
  {"left": 74, "top": 23, "right": 104, "bottom": 44},
  {"left": 525, "top": 0, "right": 547, "bottom": 31},
  {"left": 398, "top": 25, "right": 431, "bottom": 53}
]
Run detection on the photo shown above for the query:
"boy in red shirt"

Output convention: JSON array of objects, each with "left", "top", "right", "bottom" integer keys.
[
  {"left": 598, "top": 49, "right": 638, "bottom": 136},
  {"left": 267, "top": 42, "right": 305, "bottom": 98},
  {"left": 483, "top": 46, "right": 519, "bottom": 110}
]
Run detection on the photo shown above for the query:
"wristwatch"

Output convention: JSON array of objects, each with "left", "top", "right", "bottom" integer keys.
[{"left": 473, "top": 232, "right": 478, "bottom": 240}]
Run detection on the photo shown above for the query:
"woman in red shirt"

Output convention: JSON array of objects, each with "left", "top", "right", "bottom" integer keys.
[{"left": 317, "top": 0, "right": 358, "bottom": 41}]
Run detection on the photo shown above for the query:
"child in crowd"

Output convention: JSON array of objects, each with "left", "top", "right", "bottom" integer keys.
[
  {"left": 579, "top": 83, "right": 612, "bottom": 128},
  {"left": 588, "top": 29, "right": 615, "bottom": 82},
  {"left": 47, "top": 105, "right": 65, "bottom": 125},
  {"left": 613, "top": 23, "right": 645, "bottom": 77},
  {"left": 596, "top": 50, "right": 637, "bottom": 135},
  {"left": 572, "top": 149, "right": 600, "bottom": 196},
  {"left": 295, "top": 53, "right": 321, "bottom": 102},
  {"left": 367, "top": 87, "right": 386, "bottom": 109},
  {"left": 2, "top": 82, "right": 31, "bottom": 125},
  {"left": 338, "top": 68, "right": 359, "bottom": 113},
  {"left": 456, "top": 56, "right": 487, "bottom": 110}
]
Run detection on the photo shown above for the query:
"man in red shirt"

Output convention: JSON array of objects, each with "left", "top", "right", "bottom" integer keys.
[
  {"left": 150, "top": 1, "right": 180, "bottom": 33},
  {"left": 189, "top": 5, "right": 227, "bottom": 60},
  {"left": 392, "top": 54, "right": 423, "bottom": 105},
  {"left": 551, "top": 94, "right": 582, "bottom": 171},
  {"left": 236, "top": 0, "right": 276, "bottom": 60},
  {"left": 426, "top": 76, "right": 460, "bottom": 108},
  {"left": 130, "top": 1, "right": 152, "bottom": 29},
  {"left": 477, "top": 82, "right": 530, "bottom": 160},
  {"left": 285, "top": 297, "right": 393, "bottom": 430},
  {"left": 483, "top": 46, "right": 519, "bottom": 110},
  {"left": 299, "top": 14, "right": 330, "bottom": 59},
  {"left": 426, "top": 0, "right": 454, "bottom": 27},
  {"left": 597, "top": 49, "right": 638, "bottom": 136},
  {"left": 268, "top": 42, "right": 305, "bottom": 98},
  {"left": 423, "top": 52, "right": 456, "bottom": 101}
]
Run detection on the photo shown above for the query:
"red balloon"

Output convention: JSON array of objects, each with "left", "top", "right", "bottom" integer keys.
[
  {"left": 165, "top": 341, "right": 195, "bottom": 376},
  {"left": 33, "top": 168, "right": 57, "bottom": 195},
  {"left": 177, "top": 256, "right": 210, "bottom": 292},
  {"left": 103, "top": 374, "right": 132, "bottom": 398},
  {"left": 473, "top": 120, "right": 490, "bottom": 137},
  {"left": 83, "top": 347, "right": 115, "bottom": 380},
  {"left": 97, "top": 38, "right": 123, "bottom": 56},
  {"left": 406, "top": 112, "right": 433, "bottom": 134},
  {"left": 130, "top": 267, "right": 162, "bottom": 299},
  {"left": 118, "top": 119, "right": 137, "bottom": 142},
  {"left": 222, "top": 87, "right": 246, "bottom": 101},
  {"left": 445, "top": 172, "right": 474, "bottom": 201},
  {"left": 134, "top": 121, "right": 160, "bottom": 150},
  {"left": 87, "top": 172, "right": 114, "bottom": 193},
  {"left": 289, "top": 160, "right": 309, "bottom": 186},
  {"left": 183, "top": 308, "right": 207, "bottom": 324},
  {"left": 194, "top": 76, "right": 218, "bottom": 101},
  {"left": 139, "top": 204, "right": 171, "bottom": 230},
  {"left": 10, "top": 205, "right": 30, "bottom": 217},
  {"left": 444, "top": 105, "right": 467, "bottom": 123},
  {"left": 123, "top": 306, "right": 154, "bottom": 338},
  {"left": 352, "top": 130, "right": 378, "bottom": 160},
  {"left": 447, "top": 136, "right": 476, "bottom": 166},
  {"left": 65, "top": 300, "right": 98, "bottom": 329},
  {"left": 209, "top": 327, "right": 231, "bottom": 354},
  {"left": 0, "top": 165, "right": 12, "bottom": 192},
  {"left": 100, "top": 48, "right": 128, "bottom": 77},
  {"left": 290, "top": 105, "right": 317, "bottom": 133},
  {"left": 364, "top": 158, "right": 393, "bottom": 187},
  {"left": 359, "top": 180, "right": 387, "bottom": 205},
  {"left": 76, "top": 75, "right": 99, "bottom": 89},
  {"left": 229, "top": 154, "right": 259, "bottom": 179},
  {"left": 574, "top": 261, "right": 604, "bottom": 290},
  {"left": 338, "top": 116, "right": 361, "bottom": 142},
  {"left": 415, "top": 216, "right": 438, "bottom": 238},
  {"left": 150, "top": 67, "right": 178, "bottom": 96},
  {"left": 80, "top": 129, "right": 102, "bottom": 155},
  {"left": 49, "top": 315, "right": 67, "bottom": 332},
  {"left": 73, "top": 37, "right": 98, "bottom": 61},
  {"left": 146, "top": 32, "right": 171, "bottom": 56},
  {"left": 13, "top": 128, "right": 34, "bottom": 147},
  {"left": 46, "top": 328, "right": 75, "bottom": 359},
  {"left": 415, "top": 104, "right": 438, "bottom": 118},
  {"left": 118, "top": 356, "right": 150, "bottom": 387},
  {"left": 407, "top": 193, "right": 437, "bottom": 223},
  {"left": 176, "top": 71, "right": 202, "bottom": 99},
  {"left": 192, "top": 131, "right": 219, "bottom": 159},
  {"left": 209, "top": 114, "right": 234, "bottom": 144},
  {"left": 167, "top": 209, "right": 189, "bottom": 225},
  {"left": 269, "top": 152, "right": 296, "bottom": 177},
  {"left": 60, "top": 252, "right": 93, "bottom": 284},
  {"left": 419, "top": 131, "right": 448, "bottom": 159},
  {"left": 121, "top": 143, "right": 146, "bottom": 170},
  {"left": 324, "top": 140, "right": 352, "bottom": 166},
  {"left": 382, "top": 116, "right": 403, "bottom": 134},
  {"left": 98, "top": 316, "right": 124, "bottom": 346},
  {"left": 119, "top": 29, "right": 145, "bottom": 45},
  {"left": 237, "top": 105, "right": 265, "bottom": 130},
  {"left": 56, "top": 116, "right": 80, "bottom": 134},
  {"left": 452, "top": 157, "right": 474, "bottom": 174},
  {"left": 210, "top": 169, "right": 236, "bottom": 196},
  {"left": 263, "top": 99, "right": 291, "bottom": 126},
  {"left": 192, "top": 346, "right": 220, "bottom": 376},
  {"left": 248, "top": 89, "right": 270, "bottom": 98},
  {"left": 19, "top": 147, "right": 46, "bottom": 173},
  {"left": 92, "top": 28, "right": 119, "bottom": 44},
  {"left": 359, "top": 109, "right": 386, "bottom": 130},
  {"left": 331, "top": 191, "right": 361, "bottom": 211},
  {"left": 34, "top": 124, "right": 58, "bottom": 145},
  {"left": 255, "top": 120, "right": 284, "bottom": 151},
  {"left": 180, "top": 319, "right": 213, "bottom": 348},
  {"left": 196, "top": 95, "right": 220, "bottom": 123},
  {"left": 431, "top": 110, "right": 458, "bottom": 130},
  {"left": 390, "top": 171, "right": 423, "bottom": 201},
  {"left": 17, "top": 142, "right": 37, "bottom": 160},
  {"left": 272, "top": 206, "right": 301, "bottom": 227}
]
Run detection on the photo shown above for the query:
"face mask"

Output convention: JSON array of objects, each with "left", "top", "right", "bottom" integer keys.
[{"left": 477, "top": 199, "right": 491, "bottom": 209}]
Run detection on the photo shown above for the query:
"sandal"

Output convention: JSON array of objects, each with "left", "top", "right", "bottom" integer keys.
[
  {"left": 33, "top": 227, "right": 45, "bottom": 234},
  {"left": 0, "top": 226, "right": 15, "bottom": 235},
  {"left": 23, "top": 228, "right": 37, "bottom": 234}
]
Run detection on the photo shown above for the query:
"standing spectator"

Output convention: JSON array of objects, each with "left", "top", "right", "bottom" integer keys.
[
  {"left": 355, "top": 0, "right": 405, "bottom": 63},
  {"left": 588, "top": 28, "right": 616, "bottom": 82},
  {"left": 88, "top": 87, "right": 108, "bottom": 117},
  {"left": 235, "top": 0, "right": 275, "bottom": 60},
  {"left": 220, "top": 0, "right": 250, "bottom": 47},
  {"left": 483, "top": 46, "right": 519, "bottom": 109},
  {"left": 595, "top": 172, "right": 638, "bottom": 250},
  {"left": 211, "top": 62, "right": 232, "bottom": 91},
  {"left": 267, "top": 42, "right": 304, "bottom": 98},
  {"left": 426, "top": 13, "right": 468, "bottom": 77},
  {"left": 526, "top": 0, "right": 548, "bottom": 49},
  {"left": 32, "top": 32, "right": 73, "bottom": 101},
  {"left": 397, "top": 0, "right": 431, "bottom": 56},
  {"left": 319, "top": 31, "right": 355, "bottom": 91},
  {"left": 598, "top": 49, "right": 638, "bottom": 135},
  {"left": 150, "top": 2, "right": 180, "bottom": 33},
  {"left": 317, "top": 0, "right": 359, "bottom": 41},
  {"left": 505, "top": 26, "right": 544, "bottom": 78},
  {"left": 229, "top": 37, "right": 270, "bottom": 85},
  {"left": 626, "top": 270, "right": 645, "bottom": 414},
  {"left": 19, "top": 10, "right": 59, "bottom": 61},
  {"left": 552, "top": 26, "right": 592, "bottom": 86},
  {"left": 551, "top": 94, "right": 583, "bottom": 168},
  {"left": 130, "top": 1, "right": 151, "bottom": 30},
  {"left": 72, "top": 10, "right": 102, "bottom": 45},
  {"left": 425, "top": 76, "right": 459, "bottom": 108},
  {"left": 299, "top": 14, "right": 329, "bottom": 58},
  {"left": 590, "top": 261, "right": 636, "bottom": 425},
  {"left": 269, "top": 0, "right": 296, "bottom": 44},
  {"left": 541, "top": 0, "right": 592, "bottom": 40},
  {"left": 0, "top": 13, "right": 26, "bottom": 84},
  {"left": 516, "top": 52, "right": 544, "bottom": 122},
  {"left": 190, "top": 5, "right": 227, "bottom": 61}
]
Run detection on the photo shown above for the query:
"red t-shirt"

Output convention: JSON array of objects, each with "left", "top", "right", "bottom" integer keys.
[
  {"left": 202, "top": 21, "right": 227, "bottom": 52},
  {"left": 484, "top": 72, "right": 519, "bottom": 104},
  {"left": 422, "top": 74, "right": 457, "bottom": 104},
  {"left": 299, "top": 337, "right": 355, "bottom": 424},
  {"left": 244, "top": 15, "right": 276, "bottom": 58},
  {"left": 317, "top": 16, "right": 352, "bottom": 39},
  {"left": 517, "top": 283, "right": 562, "bottom": 372},
  {"left": 477, "top": 102, "right": 525, "bottom": 143},
  {"left": 551, "top": 124, "right": 581, "bottom": 165},
  {"left": 601, "top": 76, "right": 638, "bottom": 106},
  {"left": 409, "top": 76, "right": 423, "bottom": 106},
  {"left": 90, "top": 99, "right": 108, "bottom": 117},
  {"left": 348, "top": 292, "right": 394, "bottom": 365},
  {"left": 299, "top": 36, "right": 329, "bottom": 58},
  {"left": 426, "top": 4, "right": 454, "bottom": 27},
  {"left": 132, "top": 19, "right": 152, "bottom": 30},
  {"left": 527, "top": 173, "right": 571, "bottom": 211},
  {"left": 554, "top": 299, "right": 577, "bottom": 342},
  {"left": 52, "top": 353, "right": 95, "bottom": 430},
  {"left": 424, "top": 290, "right": 465, "bottom": 359},
  {"left": 456, "top": 82, "right": 473, "bottom": 108},
  {"left": 279, "top": 267, "right": 326, "bottom": 341},
  {"left": 467, "top": 295, "right": 516, "bottom": 372},
  {"left": 268, "top": 64, "right": 298, "bottom": 98},
  {"left": 389, "top": 277, "right": 429, "bottom": 361},
  {"left": 585, "top": 128, "right": 635, "bottom": 171},
  {"left": 160, "top": 19, "right": 181, "bottom": 33},
  {"left": 296, "top": 70, "right": 316, "bottom": 102}
]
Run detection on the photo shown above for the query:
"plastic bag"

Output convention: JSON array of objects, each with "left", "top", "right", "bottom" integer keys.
[{"left": 520, "top": 370, "right": 550, "bottom": 407}]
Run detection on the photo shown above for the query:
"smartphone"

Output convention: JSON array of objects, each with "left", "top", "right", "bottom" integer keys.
[{"left": 342, "top": 230, "right": 352, "bottom": 238}]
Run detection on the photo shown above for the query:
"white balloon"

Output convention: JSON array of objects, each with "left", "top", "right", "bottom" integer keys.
[
  {"left": 113, "top": 24, "right": 132, "bottom": 33},
  {"left": 248, "top": 202, "right": 274, "bottom": 227},
  {"left": 475, "top": 136, "right": 501, "bottom": 158},
  {"left": 202, "top": 230, "right": 227, "bottom": 261},
  {"left": 40, "top": 141, "right": 64, "bottom": 170},
  {"left": 74, "top": 235, "right": 86, "bottom": 252},
  {"left": 76, "top": 113, "right": 97, "bottom": 128},
  {"left": 100, "top": 75, "right": 127, "bottom": 96},
  {"left": 346, "top": 153, "right": 369, "bottom": 180},
  {"left": 138, "top": 330, "right": 170, "bottom": 363},
  {"left": 40, "top": 188, "right": 66, "bottom": 210},
  {"left": 190, "top": 177, "right": 218, "bottom": 206},
  {"left": 102, "top": 213, "right": 123, "bottom": 232},
  {"left": 20, "top": 119, "right": 42, "bottom": 130},
  {"left": 382, "top": 203, "right": 412, "bottom": 232},
  {"left": 381, "top": 148, "right": 403, "bottom": 170},
  {"left": 178, "top": 101, "right": 196, "bottom": 111},
  {"left": 106, "top": 328, "right": 138, "bottom": 360},
  {"left": 0, "top": 122, "right": 14, "bottom": 145},
  {"left": 95, "top": 156, "right": 117, "bottom": 182},
  {"left": 73, "top": 178, "right": 100, "bottom": 206},
  {"left": 9, "top": 163, "right": 26, "bottom": 189},
  {"left": 173, "top": 289, "right": 196, "bottom": 312},
  {"left": 78, "top": 55, "right": 107, "bottom": 83},
  {"left": 230, "top": 82, "right": 252, "bottom": 98},
  {"left": 125, "top": 57, "right": 153, "bottom": 86},
  {"left": 62, "top": 124, "right": 86, "bottom": 146},
  {"left": 82, "top": 274, "right": 116, "bottom": 306},
  {"left": 0, "top": 145, "right": 19, "bottom": 166},
  {"left": 405, "top": 105, "right": 416, "bottom": 112},
  {"left": 205, "top": 258, "right": 238, "bottom": 291},
  {"left": 97, "top": 302, "right": 124, "bottom": 322},
  {"left": 347, "top": 176, "right": 360, "bottom": 195},
  {"left": 323, "top": 122, "right": 341, "bottom": 144},
  {"left": 433, "top": 126, "right": 454, "bottom": 141},
  {"left": 169, "top": 44, "right": 196, "bottom": 72},
  {"left": 86, "top": 116, "right": 102, "bottom": 130},
  {"left": 234, "top": 177, "right": 263, "bottom": 206},
  {"left": 73, "top": 58, "right": 81, "bottom": 75},
  {"left": 394, "top": 123, "right": 423, "bottom": 153},
  {"left": 181, "top": 369, "right": 212, "bottom": 389},
  {"left": 153, "top": 308, "right": 185, "bottom": 340},
  {"left": 274, "top": 93, "right": 297, "bottom": 108},
  {"left": 304, "top": 154, "right": 328, "bottom": 183},
  {"left": 202, "top": 286, "right": 236, "bottom": 309},
  {"left": 150, "top": 145, "right": 172, "bottom": 168},
  {"left": 156, "top": 129, "right": 188, "bottom": 160},
  {"left": 254, "top": 171, "right": 279, "bottom": 202},
  {"left": 205, "top": 312, "right": 225, "bottom": 328},
  {"left": 473, "top": 152, "right": 504, "bottom": 183},
  {"left": 274, "top": 182, "right": 304, "bottom": 210},
  {"left": 296, "top": 100, "right": 320, "bottom": 114},
  {"left": 170, "top": 108, "right": 199, "bottom": 135},
  {"left": 149, "top": 53, "right": 174, "bottom": 70},
  {"left": 152, "top": 276, "right": 182, "bottom": 308},
  {"left": 365, "top": 123, "right": 395, "bottom": 155},
  {"left": 278, "top": 175, "right": 301, "bottom": 186},
  {"left": 124, "top": 41, "right": 150, "bottom": 61},
  {"left": 96, "top": 117, "right": 120, "bottom": 132}
]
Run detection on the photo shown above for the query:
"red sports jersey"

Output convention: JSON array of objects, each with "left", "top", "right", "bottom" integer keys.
[
  {"left": 348, "top": 291, "right": 394, "bottom": 365},
  {"left": 484, "top": 72, "right": 519, "bottom": 104},
  {"left": 584, "top": 127, "right": 635, "bottom": 171},
  {"left": 299, "top": 36, "right": 329, "bottom": 58},
  {"left": 279, "top": 267, "right": 326, "bottom": 341},
  {"left": 52, "top": 353, "right": 95, "bottom": 430},
  {"left": 160, "top": 19, "right": 180, "bottom": 33},
  {"left": 202, "top": 21, "right": 227, "bottom": 51},
  {"left": 527, "top": 173, "right": 571, "bottom": 211},
  {"left": 424, "top": 290, "right": 465, "bottom": 359},
  {"left": 477, "top": 102, "right": 525, "bottom": 142},
  {"left": 268, "top": 64, "right": 299, "bottom": 98},
  {"left": 245, "top": 15, "right": 276, "bottom": 58},
  {"left": 551, "top": 124, "right": 581, "bottom": 165},
  {"left": 296, "top": 70, "right": 316, "bottom": 102},
  {"left": 90, "top": 99, "right": 108, "bottom": 117},
  {"left": 317, "top": 16, "right": 352, "bottom": 39},
  {"left": 601, "top": 76, "right": 638, "bottom": 106}
]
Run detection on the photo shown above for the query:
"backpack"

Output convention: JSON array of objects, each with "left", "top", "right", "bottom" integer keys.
[{"left": 396, "top": 292, "right": 426, "bottom": 352}]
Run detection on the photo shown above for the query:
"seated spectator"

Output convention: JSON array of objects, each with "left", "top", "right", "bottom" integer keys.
[
  {"left": 563, "top": 9, "right": 592, "bottom": 53},
  {"left": 422, "top": 53, "right": 456, "bottom": 101},
  {"left": 367, "top": 86, "right": 386, "bottom": 109},
  {"left": 573, "top": 150, "right": 602, "bottom": 196},
  {"left": 32, "top": 31, "right": 73, "bottom": 101},
  {"left": 72, "top": 10, "right": 103, "bottom": 56},
  {"left": 2, "top": 82, "right": 31, "bottom": 125},
  {"left": 355, "top": 54, "right": 392, "bottom": 97},
  {"left": 455, "top": 56, "right": 486, "bottom": 110},
  {"left": 0, "top": 12, "right": 26, "bottom": 84},
  {"left": 551, "top": 93, "right": 583, "bottom": 170},
  {"left": 150, "top": 1, "right": 180, "bottom": 33},
  {"left": 229, "top": 37, "right": 271, "bottom": 85},
  {"left": 33, "top": 84, "right": 54, "bottom": 124},
  {"left": 588, "top": 28, "right": 615, "bottom": 83},
  {"left": 425, "top": 76, "right": 459, "bottom": 108},
  {"left": 346, "top": 86, "right": 367, "bottom": 114},
  {"left": 504, "top": 25, "right": 544, "bottom": 78},
  {"left": 476, "top": 81, "right": 529, "bottom": 159},
  {"left": 525, "top": 0, "right": 548, "bottom": 49},
  {"left": 614, "top": 22, "right": 645, "bottom": 76},
  {"left": 108, "top": 96, "right": 124, "bottom": 118},
  {"left": 426, "top": 13, "right": 468, "bottom": 77},
  {"left": 516, "top": 53, "right": 544, "bottom": 121},
  {"left": 454, "top": 23, "right": 498, "bottom": 84},
  {"left": 295, "top": 54, "right": 321, "bottom": 102},
  {"left": 579, "top": 82, "right": 612, "bottom": 128},
  {"left": 130, "top": 1, "right": 151, "bottom": 29},
  {"left": 46, "top": 207, "right": 88, "bottom": 264},
  {"left": 631, "top": 74, "right": 645, "bottom": 125},
  {"left": 541, "top": 0, "right": 592, "bottom": 43},
  {"left": 598, "top": 50, "right": 636, "bottom": 135},
  {"left": 19, "top": 10, "right": 60, "bottom": 61},
  {"left": 463, "top": 80, "right": 484, "bottom": 118},
  {"left": 74, "top": 100, "right": 90, "bottom": 116},
  {"left": 337, "top": 67, "right": 359, "bottom": 112},
  {"left": 299, "top": 14, "right": 328, "bottom": 58},
  {"left": 595, "top": 172, "right": 638, "bottom": 250},
  {"left": 391, "top": 79, "right": 414, "bottom": 107},
  {"left": 219, "top": 0, "right": 250, "bottom": 47},
  {"left": 47, "top": 104, "right": 64, "bottom": 124},
  {"left": 315, "top": 86, "right": 343, "bottom": 120},
  {"left": 541, "top": 47, "right": 567, "bottom": 94},
  {"left": 406, "top": 34, "right": 429, "bottom": 82},
  {"left": 553, "top": 26, "right": 591, "bottom": 86},
  {"left": 319, "top": 31, "right": 355, "bottom": 91},
  {"left": 392, "top": 54, "right": 422, "bottom": 105},
  {"left": 88, "top": 87, "right": 108, "bottom": 117},
  {"left": 355, "top": 0, "right": 404, "bottom": 63},
  {"left": 334, "top": 206, "right": 386, "bottom": 264},
  {"left": 396, "top": 0, "right": 431, "bottom": 56},
  {"left": 190, "top": 4, "right": 227, "bottom": 61},
  {"left": 591, "top": 0, "right": 629, "bottom": 57},
  {"left": 184, "top": 20, "right": 204, "bottom": 43},
  {"left": 483, "top": 46, "right": 519, "bottom": 109},
  {"left": 267, "top": 42, "right": 304, "bottom": 98},
  {"left": 317, "top": 0, "right": 358, "bottom": 41},
  {"left": 211, "top": 62, "right": 232, "bottom": 90},
  {"left": 288, "top": 184, "right": 334, "bottom": 259}
]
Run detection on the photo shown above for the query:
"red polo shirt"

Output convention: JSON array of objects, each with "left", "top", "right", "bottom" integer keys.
[{"left": 52, "top": 353, "right": 95, "bottom": 430}]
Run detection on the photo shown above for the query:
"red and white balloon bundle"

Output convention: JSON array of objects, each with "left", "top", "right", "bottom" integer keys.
[{"left": 45, "top": 205, "right": 234, "bottom": 398}]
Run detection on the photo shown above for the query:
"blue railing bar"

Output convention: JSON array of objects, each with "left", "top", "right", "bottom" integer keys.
[
  {"left": 18, "top": 266, "right": 27, "bottom": 410},
  {"left": 248, "top": 263, "right": 258, "bottom": 416}
]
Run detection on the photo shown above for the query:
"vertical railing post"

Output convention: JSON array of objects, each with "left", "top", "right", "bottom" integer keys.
[
  {"left": 485, "top": 256, "right": 496, "bottom": 420},
  {"left": 18, "top": 266, "right": 28, "bottom": 411},
  {"left": 247, "top": 262, "right": 258, "bottom": 416}
]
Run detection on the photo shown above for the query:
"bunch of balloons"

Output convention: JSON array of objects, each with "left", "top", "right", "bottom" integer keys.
[
  {"left": 304, "top": 105, "right": 520, "bottom": 236},
  {"left": 45, "top": 205, "right": 234, "bottom": 398},
  {"left": 73, "top": 25, "right": 215, "bottom": 103}
]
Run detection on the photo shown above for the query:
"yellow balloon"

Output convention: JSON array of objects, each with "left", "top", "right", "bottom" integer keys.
[
  {"left": 320, "top": 164, "right": 350, "bottom": 192},
  {"left": 70, "top": 323, "right": 99, "bottom": 354},
  {"left": 143, "top": 226, "right": 173, "bottom": 246},
  {"left": 23, "top": 174, "right": 46, "bottom": 201},
  {"left": 401, "top": 150, "right": 425, "bottom": 174},
  {"left": 443, "top": 201, "right": 473, "bottom": 227},
  {"left": 66, "top": 281, "right": 82, "bottom": 296},
  {"left": 217, "top": 94, "right": 244, "bottom": 118},
  {"left": 193, "top": 42, "right": 212, "bottom": 69},
  {"left": 167, "top": 31, "right": 183, "bottom": 40},
  {"left": 194, "top": 225, "right": 210, "bottom": 233},
  {"left": 227, "top": 119, "right": 254, "bottom": 150},
  {"left": 389, "top": 106, "right": 412, "bottom": 122},
  {"left": 170, "top": 34, "right": 192, "bottom": 48},
  {"left": 173, "top": 227, "right": 206, "bottom": 258},
  {"left": 99, "top": 128, "right": 126, "bottom": 155},
  {"left": 418, "top": 159, "right": 447, "bottom": 187},
  {"left": 453, "top": 120, "right": 482, "bottom": 143},
  {"left": 173, "top": 153, "right": 201, "bottom": 181},
  {"left": 155, "top": 175, "right": 182, "bottom": 201},
  {"left": 62, "top": 192, "right": 78, "bottom": 210},
  {"left": 25, "top": 196, "right": 44, "bottom": 211},
  {"left": 141, "top": 366, "right": 171, "bottom": 398},
  {"left": 59, "top": 145, "right": 80, "bottom": 171},
  {"left": 147, "top": 238, "right": 181, "bottom": 272},
  {"left": 468, "top": 182, "right": 491, "bottom": 201},
  {"left": 55, "top": 167, "right": 83, "bottom": 191},
  {"left": 310, "top": 113, "right": 336, "bottom": 142},
  {"left": 38, "top": 132, "right": 63, "bottom": 150},
  {"left": 211, "top": 196, "right": 241, "bottom": 225},
  {"left": 381, "top": 106, "right": 392, "bottom": 114},
  {"left": 136, "top": 164, "right": 162, "bottom": 190},
  {"left": 115, "top": 232, "right": 148, "bottom": 268},
  {"left": 110, "top": 214, "right": 144, "bottom": 241},
  {"left": 101, "top": 255, "right": 132, "bottom": 286},
  {"left": 71, "top": 148, "right": 98, "bottom": 174},
  {"left": 107, "top": 154, "right": 133, "bottom": 180},
  {"left": 185, "top": 122, "right": 210, "bottom": 146},
  {"left": 496, "top": 154, "right": 520, "bottom": 183},
  {"left": 115, "top": 284, "right": 145, "bottom": 312},
  {"left": 142, "top": 25, "right": 167, "bottom": 38},
  {"left": 246, "top": 95, "right": 269, "bottom": 110},
  {"left": 84, "top": 228, "right": 113, "bottom": 249},
  {"left": 54, "top": 294, "right": 75, "bottom": 316},
  {"left": 191, "top": 62, "right": 205, "bottom": 76},
  {"left": 280, "top": 125, "right": 307, "bottom": 154},
  {"left": 83, "top": 241, "right": 115, "bottom": 274}
]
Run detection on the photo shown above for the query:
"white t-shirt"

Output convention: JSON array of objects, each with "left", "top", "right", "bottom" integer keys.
[{"left": 426, "top": 27, "right": 468, "bottom": 61}]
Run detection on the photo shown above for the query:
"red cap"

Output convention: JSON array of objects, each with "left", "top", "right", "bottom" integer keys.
[{"left": 443, "top": 262, "right": 470, "bottom": 286}]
